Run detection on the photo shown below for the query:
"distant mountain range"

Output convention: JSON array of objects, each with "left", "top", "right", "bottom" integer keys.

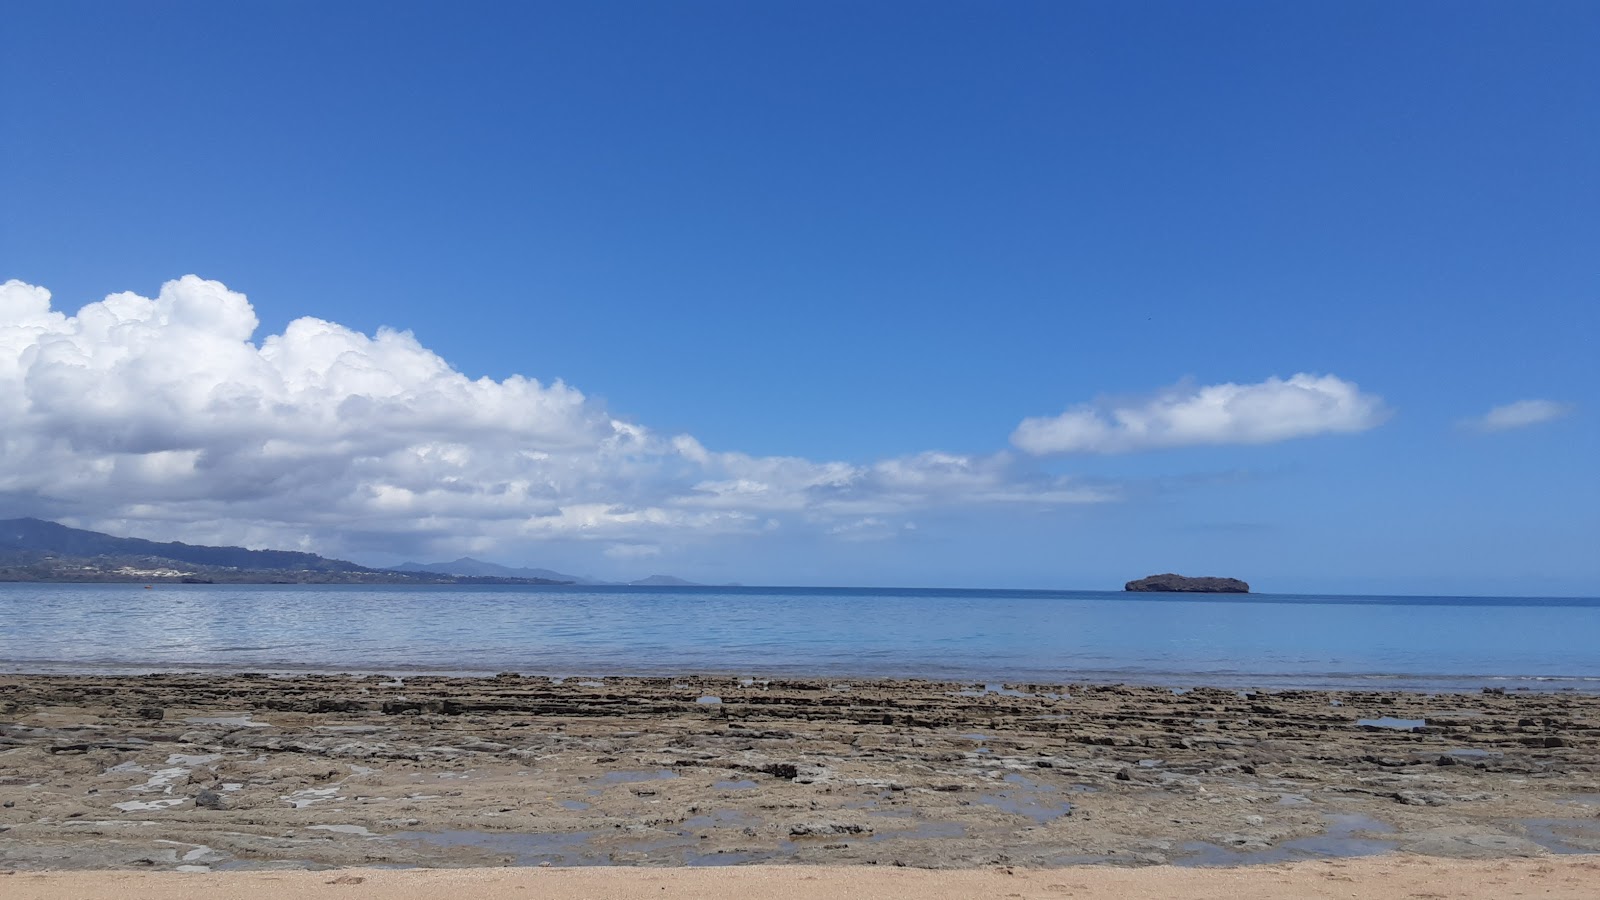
[
  {"left": 392, "top": 557, "right": 603, "bottom": 584},
  {"left": 391, "top": 557, "right": 706, "bottom": 587},
  {"left": 0, "top": 518, "right": 709, "bottom": 586},
  {"left": 0, "top": 518, "right": 567, "bottom": 585}
]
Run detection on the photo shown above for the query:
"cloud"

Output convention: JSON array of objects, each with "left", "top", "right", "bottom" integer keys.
[
  {"left": 1464, "top": 399, "right": 1573, "bottom": 432},
  {"left": 0, "top": 276, "right": 1108, "bottom": 563},
  {"left": 1011, "top": 374, "right": 1388, "bottom": 455},
  {"left": 603, "top": 543, "right": 662, "bottom": 560}
]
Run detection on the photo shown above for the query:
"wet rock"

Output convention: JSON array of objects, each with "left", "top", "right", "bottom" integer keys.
[
  {"left": 1396, "top": 791, "right": 1450, "bottom": 806},
  {"left": 790, "top": 821, "right": 871, "bottom": 836}
]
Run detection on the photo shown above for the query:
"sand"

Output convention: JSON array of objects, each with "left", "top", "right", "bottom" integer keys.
[
  {"left": 4, "top": 857, "right": 1599, "bottom": 900},
  {"left": 2, "top": 673, "right": 1598, "bottom": 871}
]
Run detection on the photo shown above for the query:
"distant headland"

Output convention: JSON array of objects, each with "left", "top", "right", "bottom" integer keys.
[
  {"left": 1124, "top": 573, "right": 1250, "bottom": 593},
  {"left": 0, "top": 518, "right": 572, "bottom": 585},
  {"left": 0, "top": 517, "right": 709, "bottom": 587}
]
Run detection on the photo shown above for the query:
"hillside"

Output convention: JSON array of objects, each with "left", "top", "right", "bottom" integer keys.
[
  {"left": 0, "top": 518, "right": 569, "bottom": 585},
  {"left": 394, "top": 557, "right": 600, "bottom": 584}
]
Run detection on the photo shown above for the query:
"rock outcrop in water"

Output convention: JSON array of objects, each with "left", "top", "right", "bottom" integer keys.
[{"left": 1124, "top": 573, "right": 1249, "bottom": 593}]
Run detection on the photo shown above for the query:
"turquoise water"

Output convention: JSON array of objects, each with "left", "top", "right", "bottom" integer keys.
[{"left": 0, "top": 583, "right": 1596, "bottom": 691}]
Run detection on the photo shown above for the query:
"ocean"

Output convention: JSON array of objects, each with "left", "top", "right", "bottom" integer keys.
[{"left": 1, "top": 583, "right": 1596, "bottom": 692}]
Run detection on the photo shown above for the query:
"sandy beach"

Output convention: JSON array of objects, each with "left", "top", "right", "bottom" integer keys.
[
  {"left": 2, "top": 673, "right": 1597, "bottom": 872},
  {"left": 5, "top": 857, "right": 1599, "bottom": 900}
]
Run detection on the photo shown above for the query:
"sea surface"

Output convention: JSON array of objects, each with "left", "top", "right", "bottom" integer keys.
[{"left": 1, "top": 583, "right": 1597, "bottom": 692}]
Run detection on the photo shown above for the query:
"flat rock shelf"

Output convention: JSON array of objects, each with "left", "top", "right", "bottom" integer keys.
[{"left": 0, "top": 673, "right": 1597, "bottom": 871}]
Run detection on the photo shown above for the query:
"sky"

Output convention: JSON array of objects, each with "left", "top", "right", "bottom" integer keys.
[{"left": 2, "top": 1, "right": 1597, "bottom": 594}]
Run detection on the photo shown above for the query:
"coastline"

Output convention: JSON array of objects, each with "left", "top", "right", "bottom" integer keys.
[
  {"left": 4, "top": 661, "right": 1597, "bottom": 695},
  {"left": 2, "top": 673, "right": 1596, "bottom": 872}
]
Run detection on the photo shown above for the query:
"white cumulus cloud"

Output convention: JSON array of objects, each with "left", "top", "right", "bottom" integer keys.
[
  {"left": 0, "top": 276, "right": 1109, "bottom": 564},
  {"left": 1465, "top": 399, "right": 1573, "bottom": 432},
  {"left": 1012, "top": 374, "right": 1387, "bottom": 455}
]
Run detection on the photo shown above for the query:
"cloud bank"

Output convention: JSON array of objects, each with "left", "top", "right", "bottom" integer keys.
[
  {"left": 0, "top": 276, "right": 1107, "bottom": 563},
  {"left": 1011, "top": 374, "right": 1387, "bottom": 455},
  {"left": 1464, "top": 399, "right": 1572, "bottom": 432}
]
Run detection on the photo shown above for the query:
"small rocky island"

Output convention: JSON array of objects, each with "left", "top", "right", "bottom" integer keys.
[{"left": 1124, "top": 573, "right": 1250, "bottom": 593}]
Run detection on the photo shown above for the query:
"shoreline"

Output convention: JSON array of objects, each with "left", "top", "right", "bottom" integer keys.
[
  {"left": 4, "top": 858, "right": 1600, "bottom": 900},
  {"left": 3, "top": 666, "right": 1597, "bottom": 696},
  {"left": 2, "top": 673, "right": 1597, "bottom": 872}
]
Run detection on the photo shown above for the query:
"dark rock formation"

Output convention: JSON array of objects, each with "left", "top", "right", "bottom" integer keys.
[{"left": 1124, "top": 573, "right": 1250, "bottom": 593}]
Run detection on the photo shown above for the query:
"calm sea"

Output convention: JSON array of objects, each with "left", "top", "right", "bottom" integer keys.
[{"left": 1, "top": 583, "right": 1596, "bottom": 692}]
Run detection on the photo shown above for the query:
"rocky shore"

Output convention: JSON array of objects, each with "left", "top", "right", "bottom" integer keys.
[{"left": 1, "top": 674, "right": 1596, "bottom": 871}]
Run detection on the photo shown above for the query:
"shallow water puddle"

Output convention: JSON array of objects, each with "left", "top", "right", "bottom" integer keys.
[
  {"left": 868, "top": 820, "right": 967, "bottom": 841},
  {"left": 1176, "top": 813, "right": 1397, "bottom": 866},
  {"left": 112, "top": 798, "right": 186, "bottom": 812},
  {"left": 159, "top": 841, "right": 223, "bottom": 863},
  {"left": 975, "top": 773, "right": 1072, "bottom": 824},
  {"left": 129, "top": 767, "right": 190, "bottom": 792},
  {"left": 104, "top": 759, "right": 198, "bottom": 807},
  {"left": 185, "top": 715, "right": 271, "bottom": 728},
  {"left": 591, "top": 769, "right": 679, "bottom": 786},
  {"left": 714, "top": 779, "right": 759, "bottom": 790},
  {"left": 391, "top": 826, "right": 786, "bottom": 867},
  {"left": 1357, "top": 717, "right": 1426, "bottom": 730},
  {"left": 1519, "top": 818, "right": 1600, "bottom": 853},
  {"left": 680, "top": 849, "right": 780, "bottom": 866},
  {"left": 284, "top": 787, "right": 340, "bottom": 809},
  {"left": 102, "top": 761, "right": 188, "bottom": 791},
  {"left": 680, "top": 809, "right": 762, "bottom": 831},
  {"left": 393, "top": 829, "right": 605, "bottom": 865}
]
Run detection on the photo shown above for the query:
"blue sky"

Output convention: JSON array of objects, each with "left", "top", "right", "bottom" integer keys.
[{"left": 2, "top": 1, "right": 1596, "bottom": 594}]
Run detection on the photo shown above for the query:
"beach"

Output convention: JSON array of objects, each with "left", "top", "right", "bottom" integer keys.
[
  {"left": 6, "top": 857, "right": 1600, "bottom": 900},
  {"left": 2, "top": 673, "right": 1596, "bottom": 872}
]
